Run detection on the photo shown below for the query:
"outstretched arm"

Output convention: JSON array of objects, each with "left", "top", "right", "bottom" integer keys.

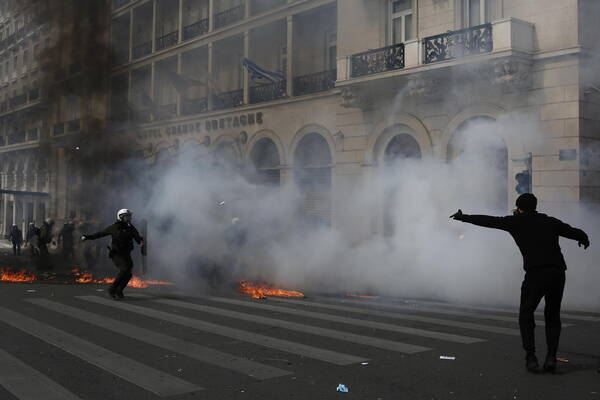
[
  {"left": 555, "top": 219, "right": 590, "bottom": 249},
  {"left": 450, "top": 209, "right": 513, "bottom": 231},
  {"left": 82, "top": 225, "right": 113, "bottom": 241}
]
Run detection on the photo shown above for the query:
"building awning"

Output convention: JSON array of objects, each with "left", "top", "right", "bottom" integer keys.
[{"left": 0, "top": 189, "right": 50, "bottom": 197}]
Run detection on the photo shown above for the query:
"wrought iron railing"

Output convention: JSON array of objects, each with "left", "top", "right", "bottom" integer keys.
[
  {"left": 53, "top": 123, "right": 65, "bottom": 135},
  {"left": 26, "top": 128, "right": 39, "bottom": 141},
  {"left": 424, "top": 23, "right": 493, "bottom": 64},
  {"left": 133, "top": 41, "right": 152, "bottom": 59},
  {"left": 7, "top": 130, "right": 26, "bottom": 145},
  {"left": 214, "top": 4, "right": 245, "bottom": 29},
  {"left": 9, "top": 94, "right": 27, "bottom": 108},
  {"left": 155, "top": 31, "right": 178, "bottom": 51},
  {"left": 28, "top": 88, "right": 40, "bottom": 101},
  {"left": 249, "top": 80, "right": 286, "bottom": 104},
  {"left": 212, "top": 89, "right": 244, "bottom": 110},
  {"left": 155, "top": 103, "right": 177, "bottom": 120},
  {"left": 182, "top": 97, "right": 208, "bottom": 116},
  {"left": 350, "top": 43, "right": 404, "bottom": 78},
  {"left": 67, "top": 119, "right": 81, "bottom": 132},
  {"left": 183, "top": 18, "right": 209, "bottom": 40},
  {"left": 113, "top": 0, "right": 130, "bottom": 10},
  {"left": 293, "top": 70, "right": 336, "bottom": 96}
]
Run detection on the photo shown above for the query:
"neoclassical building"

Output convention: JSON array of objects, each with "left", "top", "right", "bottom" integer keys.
[{"left": 107, "top": 0, "right": 599, "bottom": 240}]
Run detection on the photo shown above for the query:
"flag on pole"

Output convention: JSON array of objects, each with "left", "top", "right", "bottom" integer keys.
[{"left": 242, "top": 58, "right": 285, "bottom": 83}]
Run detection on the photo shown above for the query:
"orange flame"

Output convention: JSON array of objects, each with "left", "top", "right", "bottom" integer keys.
[
  {"left": 238, "top": 281, "right": 304, "bottom": 299},
  {"left": 71, "top": 267, "right": 174, "bottom": 288},
  {"left": 1, "top": 268, "right": 35, "bottom": 282}
]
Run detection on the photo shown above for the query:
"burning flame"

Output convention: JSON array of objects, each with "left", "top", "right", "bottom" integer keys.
[
  {"left": 71, "top": 268, "right": 174, "bottom": 288},
  {"left": 1, "top": 268, "right": 35, "bottom": 282},
  {"left": 238, "top": 281, "right": 304, "bottom": 299}
]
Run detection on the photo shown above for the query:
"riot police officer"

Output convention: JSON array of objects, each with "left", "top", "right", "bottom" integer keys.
[{"left": 82, "top": 209, "right": 144, "bottom": 299}]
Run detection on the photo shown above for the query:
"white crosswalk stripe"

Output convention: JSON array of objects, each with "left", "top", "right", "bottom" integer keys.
[
  {"left": 77, "top": 295, "right": 370, "bottom": 365},
  {"left": 135, "top": 295, "right": 434, "bottom": 352},
  {"left": 0, "top": 347, "right": 82, "bottom": 400},
  {"left": 27, "top": 298, "right": 291, "bottom": 380},
  {"left": 0, "top": 306, "right": 202, "bottom": 397}
]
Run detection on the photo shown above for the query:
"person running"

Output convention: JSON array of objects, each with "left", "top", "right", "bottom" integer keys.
[
  {"left": 8, "top": 224, "right": 23, "bottom": 256},
  {"left": 81, "top": 209, "right": 144, "bottom": 299},
  {"left": 450, "top": 193, "right": 590, "bottom": 373}
]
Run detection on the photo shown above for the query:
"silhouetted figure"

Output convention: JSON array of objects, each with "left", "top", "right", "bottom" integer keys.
[
  {"left": 37, "top": 219, "right": 55, "bottom": 269},
  {"left": 25, "top": 222, "right": 39, "bottom": 256},
  {"left": 82, "top": 209, "right": 143, "bottom": 299},
  {"left": 8, "top": 224, "right": 23, "bottom": 256},
  {"left": 58, "top": 221, "right": 75, "bottom": 261},
  {"left": 451, "top": 193, "right": 590, "bottom": 373}
]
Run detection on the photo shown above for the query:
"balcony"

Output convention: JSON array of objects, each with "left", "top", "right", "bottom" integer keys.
[
  {"left": 156, "top": 31, "right": 178, "bottom": 51},
  {"left": 214, "top": 4, "right": 245, "bottom": 29},
  {"left": 212, "top": 89, "right": 244, "bottom": 110},
  {"left": 155, "top": 104, "right": 177, "bottom": 121},
  {"left": 53, "top": 122, "right": 65, "bottom": 135},
  {"left": 293, "top": 70, "right": 336, "bottom": 96},
  {"left": 350, "top": 43, "right": 404, "bottom": 78},
  {"left": 183, "top": 19, "right": 209, "bottom": 41},
  {"left": 249, "top": 80, "right": 286, "bottom": 104},
  {"left": 9, "top": 94, "right": 27, "bottom": 108},
  {"left": 7, "top": 130, "right": 26, "bottom": 145},
  {"left": 133, "top": 41, "right": 152, "bottom": 59},
  {"left": 182, "top": 97, "right": 208, "bottom": 116},
  {"left": 67, "top": 119, "right": 81, "bottom": 132}
]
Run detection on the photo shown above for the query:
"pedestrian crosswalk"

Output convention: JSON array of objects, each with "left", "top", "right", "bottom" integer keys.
[{"left": 1, "top": 291, "right": 599, "bottom": 399}]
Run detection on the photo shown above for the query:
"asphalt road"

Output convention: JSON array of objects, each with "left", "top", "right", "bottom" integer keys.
[{"left": 1, "top": 282, "right": 600, "bottom": 400}]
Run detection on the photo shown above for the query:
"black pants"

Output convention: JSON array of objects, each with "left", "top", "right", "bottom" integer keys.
[
  {"left": 519, "top": 268, "right": 566, "bottom": 357},
  {"left": 110, "top": 252, "right": 133, "bottom": 292},
  {"left": 12, "top": 242, "right": 21, "bottom": 255}
]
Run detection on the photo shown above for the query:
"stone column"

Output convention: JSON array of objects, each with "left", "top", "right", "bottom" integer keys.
[
  {"left": 1, "top": 196, "right": 7, "bottom": 235},
  {"left": 286, "top": 15, "right": 294, "bottom": 97},
  {"left": 33, "top": 198, "right": 38, "bottom": 225},
  {"left": 207, "top": 42, "right": 214, "bottom": 109},
  {"left": 178, "top": 0, "right": 183, "bottom": 43},
  {"left": 151, "top": 0, "right": 157, "bottom": 53},
  {"left": 208, "top": 0, "right": 214, "bottom": 32},
  {"left": 128, "top": 8, "right": 134, "bottom": 62},
  {"left": 243, "top": 31, "right": 249, "bottom": 105}
]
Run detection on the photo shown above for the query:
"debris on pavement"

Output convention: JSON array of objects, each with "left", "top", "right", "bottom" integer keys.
[
  {"left": 361, "top": 362, "right": 369, "bottom": 365},
  {"left": 557, "top": 357, "right": 569, "bottom": 363},
  {"left": 440, "top": 356, "right": 456, "bottom": 360},
  {"left": 26, "top": 289, "right": 36, "bottom": 293},
  {"left": 336, "top": 384, "right": 349, "bottom": 393}
]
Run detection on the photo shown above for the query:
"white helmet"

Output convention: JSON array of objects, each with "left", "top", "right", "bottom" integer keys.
[{"left": 117, "top": 208, "right": 132, "bottom": 222}]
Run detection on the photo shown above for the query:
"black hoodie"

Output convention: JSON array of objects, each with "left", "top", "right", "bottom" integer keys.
[{"left": 459, "top": 211, "right": 588, "bottom": 271}]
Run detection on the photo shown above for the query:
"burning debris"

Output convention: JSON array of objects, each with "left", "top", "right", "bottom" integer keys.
[
  {"left": 238, "top": 281, "right": 305, "bottom": 299},
  {"left": 1, "top": 268, "right": 36, "bottom": 282}
]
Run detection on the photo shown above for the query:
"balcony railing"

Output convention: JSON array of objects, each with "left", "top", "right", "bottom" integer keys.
[
  {"left": 7, "top": 130, "right": 26, "bottom": 145},
  {"left": 53, "top": 122, "right": 65, "bottom": 135},
  {"left": 214, "top": 4, "right": 245, "bottom": 29},
  {"left": 155, "top": 103, "right": 177, "bottom": 120},
  {"left": 424, "top": 23, "right": 493, "bottom": 64},
  {"left": 133, "top": 41, "right": 152, "bottom": 59},
  {"left": 113, "top": 0, "right": 130, "bottom": 10},
  {"left": 9, "top": 94, "right": 27, "bottom": 108},
  {"left": 183, "top": 18, "right": 209, "bottom": 40},
  {"left": 212, "top": 89, "right": 244, "bottom": 110},
  {"left": 182, "top": 97, "right": 208, "bottom": 116},
  {"left": 249, "top": 80, "right": 286, "bottom": 104},
  {"left": 350, "top": 43, "right": 404, "bottom": 78},
  {"left": 293, "top": 70, "right": 336, "bottom": 96},
  {"left": 155, "top": 31, "right": 178, "bottom": 51},
  {"left": 26, "top": 128, "right": 39, "bottom": 141},
  {"left": 67, "top": 119, "right": 81, "bottom": 132},
  {"left": 28, "top": 88, "right": 40, "bottom": 101}
]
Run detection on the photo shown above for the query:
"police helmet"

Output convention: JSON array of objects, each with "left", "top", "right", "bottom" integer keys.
[{"left": 117, "top": 208, "right": 133, "bottom": 222}]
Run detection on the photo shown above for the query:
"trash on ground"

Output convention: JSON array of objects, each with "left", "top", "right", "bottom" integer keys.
[
  {"left": 440, "top": 356, "right": 456, "bottom": 360},
  {"left": 26, "top": 289, "right": 36, "bottom": 293},
  {"left": 95, "top": 289, "right": 104, "bottom": 292},
  {"left": 557, "top": 357, "right": 569, "bottom": 363},
  {"left": 336, "top": 384, "right": 349, "bottom": 393},
  {"left": 361, "top": 362, "right": 369, "bottom": 365}
]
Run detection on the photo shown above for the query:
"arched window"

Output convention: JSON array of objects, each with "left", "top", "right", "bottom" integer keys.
[
  {"left": 448, "top": 116, "right": 508, "bottom": 212},
  {"left": 294, "top": 133, "right": 332, "bottom": 227},
  {"left": 250, "top": 137, "right": 280, "bottom": 186}
]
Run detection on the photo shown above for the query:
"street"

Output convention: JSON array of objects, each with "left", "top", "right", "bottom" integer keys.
[{"left": 1, "top": 281, "right": 600, "bottom": 400}]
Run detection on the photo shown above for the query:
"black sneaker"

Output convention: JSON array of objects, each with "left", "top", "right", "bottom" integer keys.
[
  {"left": 115, "top": 288, "right": 125, "bottom": 299},
  {"left": 525, "top": 354, "right": 539, "bottom": 372},
  {"left": 543, "top": 355, "right": 557, "bottom": 373},
  {"left": 107, "top": 287, "right": 117, "bottom": 299}
]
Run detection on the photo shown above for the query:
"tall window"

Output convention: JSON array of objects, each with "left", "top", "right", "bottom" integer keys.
[
  {"left": 462, "top": 0, "right": 495, "bottom": 27},
  {"left": 390, "top": 0, "right": 413, "bottom": 44},
  {"left": 326, "top": 31, "right": 337, "bottom": 71}
]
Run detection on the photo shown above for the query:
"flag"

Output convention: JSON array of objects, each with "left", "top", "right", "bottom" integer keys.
[{"left": 242, "top": 58, "right": 285, "bottom": 83}]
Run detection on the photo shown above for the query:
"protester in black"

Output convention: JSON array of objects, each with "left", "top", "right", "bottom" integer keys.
[
  {"left": 8, "top": 224, "right": 23, "bottom": 256},
  {"left": 25, "top": 222, "right": 39, "bottom": 256},
  {"left": 450, "top": 193, "right": 590, "bottom": 373},
  {"left": 58, "top": 221, "right": 75, "bottom": 261},
  {"left": 82, "top": 209, "right": 143, "bottom": 299}
]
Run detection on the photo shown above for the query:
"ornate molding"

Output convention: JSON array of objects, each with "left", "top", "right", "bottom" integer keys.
[
  {"left": 491, "top": 59, "right": 532, "bottom": 92},
  {"left": 407, "top": 76, "right": 441, "bottom": 101}
]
